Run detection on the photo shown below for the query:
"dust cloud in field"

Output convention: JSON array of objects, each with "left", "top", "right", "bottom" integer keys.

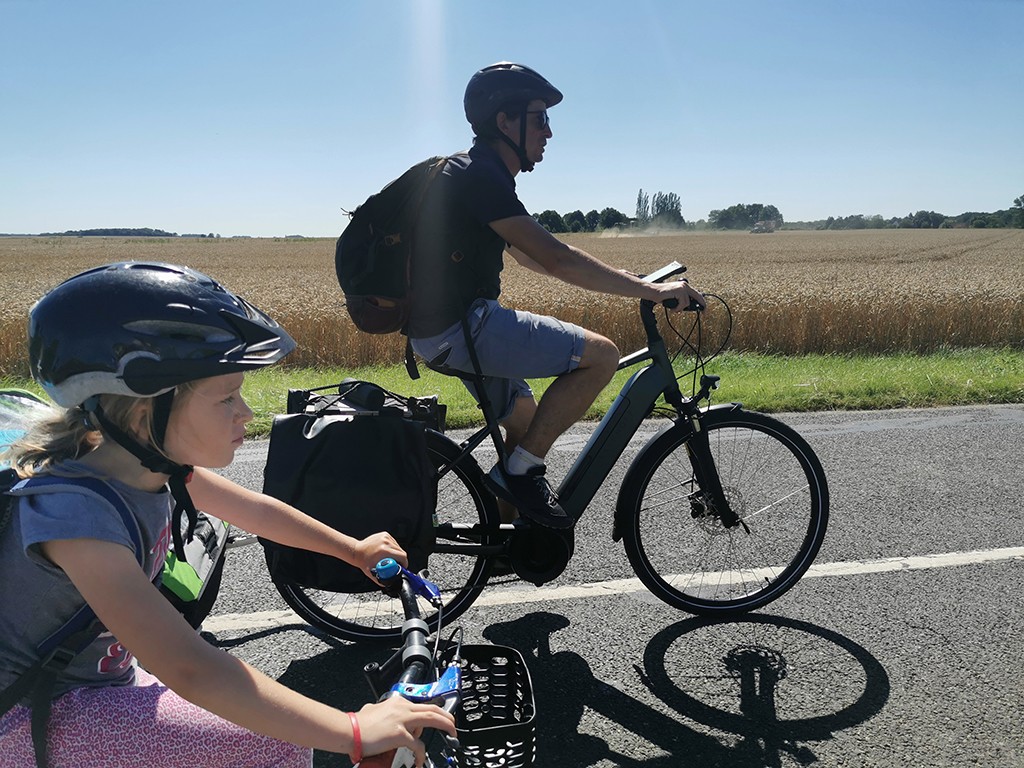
[{"left": 599, "top": 226, "right": 694, "bottom": 238}]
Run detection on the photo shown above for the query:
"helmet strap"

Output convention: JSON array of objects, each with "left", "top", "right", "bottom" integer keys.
[
  {"left": 85, "top": 398, "right": 198, "bottom": 561},
  {"left": 151, "top": 389, "right": 175, "bottom": 448},
  {"left": 516, "top": 106, "right": 535, "bottom": 172},
  {"left": 486, "top": 105, "right": 534, "bottom": 173},
  {"left": 494, "top": 127, "right": 534, "bottom": 174}
]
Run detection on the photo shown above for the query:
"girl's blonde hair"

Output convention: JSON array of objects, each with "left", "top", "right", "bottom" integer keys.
[{"left": 2, "top": 383, "right": 197, "bottom": 477}]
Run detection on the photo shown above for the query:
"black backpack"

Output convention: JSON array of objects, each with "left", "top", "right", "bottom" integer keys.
[{"left": 334, "top": 156, "right": 448, "bottom": 335}]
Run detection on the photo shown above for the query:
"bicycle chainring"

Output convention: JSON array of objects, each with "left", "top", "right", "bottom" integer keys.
[{"left": 508, "top": 524, "right": 574, "bottom": 586}]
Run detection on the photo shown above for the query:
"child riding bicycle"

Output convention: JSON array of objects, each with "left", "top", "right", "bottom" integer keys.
[{"left": 0, "top": 262, "right": 454, "bottom": 767}]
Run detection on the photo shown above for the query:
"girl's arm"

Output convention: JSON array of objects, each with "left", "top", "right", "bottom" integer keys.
[
  {"left": 42, "top": 536, "right": 454, "bottom": 762},
  {"left": 187, "top": 467, "right": 408, "bottom": 575}
]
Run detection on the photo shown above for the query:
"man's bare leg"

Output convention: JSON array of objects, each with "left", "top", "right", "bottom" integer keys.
[
  {"left": 516, "top": 330, "right": 619, "bottom": 460},
  {"left": 483, "top": 330, "right": 619, "bottom": 530}
]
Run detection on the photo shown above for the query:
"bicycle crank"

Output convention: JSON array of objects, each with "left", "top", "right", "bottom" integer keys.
[{"left": 507, "top": 523, "right": 574, "bottom": 586}]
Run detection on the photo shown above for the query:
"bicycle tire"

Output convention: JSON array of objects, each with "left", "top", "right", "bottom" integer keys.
[
  {"left": 620, "top": 408, "right": 829, "bottom": 616},
  {"left": 272, "top": 430, "right": 498, "bottom": 642}
]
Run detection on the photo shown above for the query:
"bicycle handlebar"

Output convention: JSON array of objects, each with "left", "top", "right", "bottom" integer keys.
[
  {"left": 364, "top": 560, "right": 462, "bottom": 767},
  {"left": 640, "top": 261, "right": 704, "bottom": 312},
  {"left": 364, "top": 560, "right": 537, "bottom": 768},
  {"left": 373, "top": 558, "right": 442, "bottom": 606},
  {"left": 369, "top": 559, "right": 459, "bottom": 700}
]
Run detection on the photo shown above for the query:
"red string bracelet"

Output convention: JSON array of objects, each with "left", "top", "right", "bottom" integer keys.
[{"left": 347, "top": 711, "right": 362, "bottom": 764}]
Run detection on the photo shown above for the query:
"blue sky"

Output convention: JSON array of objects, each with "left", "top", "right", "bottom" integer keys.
[{"left": 2, "top": 0, "right": 1021, "bottom": 237}]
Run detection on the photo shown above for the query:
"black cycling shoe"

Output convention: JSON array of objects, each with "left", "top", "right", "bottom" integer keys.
[{"left": 484, "top": 463, "right": 573, "bottom": 530}]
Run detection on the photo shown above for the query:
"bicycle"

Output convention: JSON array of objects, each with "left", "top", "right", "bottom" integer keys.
[
  {"left": 272, "top": 261, "right": 830, "bottom": 642},
  {"left": 361, "top": 557, "right": 535, "bottom": 768}
]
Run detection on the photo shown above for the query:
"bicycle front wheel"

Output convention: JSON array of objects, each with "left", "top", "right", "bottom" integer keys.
[
  {"left": 272, "top": 431, "right": 498, "bottom": 643},
  {"left": 620, "top": 408, "right": 829, "bottom": 616}
]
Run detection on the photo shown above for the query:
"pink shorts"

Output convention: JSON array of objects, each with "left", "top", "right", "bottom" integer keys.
[{"left": 0, "top": 669, "right": 311, "bottom": 768}]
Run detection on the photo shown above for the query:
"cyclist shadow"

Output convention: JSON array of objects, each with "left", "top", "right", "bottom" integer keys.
[
  {"left": 482, "top": 611, "right": 891, "bottom": 768},
  {"left": 271, "top": 630, "right": 382, "bottom": 700},
  {"left": 270, "top": 632, "right": 401, "bottom": 768}
]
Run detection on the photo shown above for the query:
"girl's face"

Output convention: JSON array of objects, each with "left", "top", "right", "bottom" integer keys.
[{"left": 162, "top": 373, "right": 253, "bottom": 468}]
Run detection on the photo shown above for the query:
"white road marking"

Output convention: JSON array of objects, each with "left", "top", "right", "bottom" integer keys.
[{"left": 203, "top": 546, "right": 1024, "bottom": 634}]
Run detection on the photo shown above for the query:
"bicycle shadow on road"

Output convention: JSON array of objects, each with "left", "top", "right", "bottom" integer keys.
[{"left": 482, "top": 611, "right": 891, "bottom": 768}]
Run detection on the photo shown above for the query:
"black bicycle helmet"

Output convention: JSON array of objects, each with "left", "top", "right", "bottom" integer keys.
[
  {"left": 464, "top": 62, "right": 562, "bottom": 172},
  {"left": 29, "top": 261, "right": 295, "bottom": 408},
  {"left": 464, "top": 62, "right": 563, "bottom": 130}
]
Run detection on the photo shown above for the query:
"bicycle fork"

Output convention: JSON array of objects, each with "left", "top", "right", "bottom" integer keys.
[{"left": 683, "top": 414, "right": 749, "bottom": 534}]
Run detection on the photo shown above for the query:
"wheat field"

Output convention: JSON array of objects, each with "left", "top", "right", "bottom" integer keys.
[{"left": 1, "top": 229, "right": 1021, "bottom": 376}]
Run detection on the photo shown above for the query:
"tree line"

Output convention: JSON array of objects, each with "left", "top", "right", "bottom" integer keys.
[
  {"left": 12, "top": 194, "right": 1022, "bottom": 239},
  {"left": 38, "top": 227, "right": 180, "bottom": 237},
  {"left": 533, "top": 191, "right": 1024, "bottom": 233},
  {"left": 816, "top": 205, "right": 1021, "bottom": 230},
  {"left": 31, "top": 228, "right": 228, "bottom": 238}
]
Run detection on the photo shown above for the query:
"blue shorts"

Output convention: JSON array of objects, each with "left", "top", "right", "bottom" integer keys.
[{"left": 411, "top": 299, "right": 586, "bottom": 420}]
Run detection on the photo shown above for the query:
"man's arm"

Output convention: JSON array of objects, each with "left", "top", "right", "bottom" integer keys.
[{"left": 492, "top": 214, "right": 706, "bottom": 309}]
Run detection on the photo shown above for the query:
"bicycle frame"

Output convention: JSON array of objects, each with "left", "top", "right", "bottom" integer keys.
[
  {"left": 430, "top": 313, "right": 678, "bottom": 519},
  {"left": 556, "top": 314, "right": 679, "bottom": 519},
  {"left": 437, "top": 262, "right": 728, "bottom": 516},
  {"left": 432, "top": 260, "right": 740, "bottom": 549}
]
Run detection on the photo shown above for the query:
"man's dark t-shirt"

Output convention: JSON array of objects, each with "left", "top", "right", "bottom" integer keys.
[{"left": 408, "top": 142, "right": 529, "bottom": 338}]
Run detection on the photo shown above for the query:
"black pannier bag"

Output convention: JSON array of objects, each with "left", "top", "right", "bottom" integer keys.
[{"left": 260, "top": 382, "right": 438, "bottom": 593}]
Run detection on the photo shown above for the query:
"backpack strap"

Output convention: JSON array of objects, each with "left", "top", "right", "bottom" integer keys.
[
  {"left": 458, "top": 314, "right": 510, "bottom": 462},
  {"left": 0, "top": 475, "right": 145, "bottom": 768},
  {"left": 0, "top": 467, "right": 18, "bottom": 536},
  {"left": 404, "top": 337, "right": 420, "bottom": 380}
]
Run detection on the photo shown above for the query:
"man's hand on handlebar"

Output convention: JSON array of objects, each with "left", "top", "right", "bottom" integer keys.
[{"left": 654, "top": 278, "right": 707, "bottom": 312}]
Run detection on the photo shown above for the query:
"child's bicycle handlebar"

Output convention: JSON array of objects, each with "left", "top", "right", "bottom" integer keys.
[{"left": 361, "top": 559, "right": 536, "bottom": 767}]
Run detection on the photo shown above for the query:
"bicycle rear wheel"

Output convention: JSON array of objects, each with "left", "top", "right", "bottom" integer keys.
[
  {"left": 272, "top": 431, "right": 499, "bottom": 642},
  {"left": 620, "top": 408, "right": 829, "bottom": 616}
]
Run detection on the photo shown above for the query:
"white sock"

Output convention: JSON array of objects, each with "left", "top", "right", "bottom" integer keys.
[{"left": 506, "top": 445, "right": 544, "bottom": 475}]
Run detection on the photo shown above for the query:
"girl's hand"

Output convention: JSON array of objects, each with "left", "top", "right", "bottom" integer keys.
[
  {"left": 352, "top": 698, "right": 456, "bottom": 767},
  {"left": 355, "top": 531, "right": 408, "bottom": 582}
]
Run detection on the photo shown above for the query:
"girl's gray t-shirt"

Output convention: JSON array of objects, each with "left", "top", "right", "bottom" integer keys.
[{"left": 0, "top": 462, "right": 173, "bottom": 698}]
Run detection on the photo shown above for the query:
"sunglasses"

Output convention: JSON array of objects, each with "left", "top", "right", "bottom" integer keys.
[{"left": 525, "top": 109, "right": 550, "bottom": 130}]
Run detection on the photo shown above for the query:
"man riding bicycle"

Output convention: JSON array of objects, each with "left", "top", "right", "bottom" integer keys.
[{"left": 408, "top": 62, "right": 706, "bottom": 530}]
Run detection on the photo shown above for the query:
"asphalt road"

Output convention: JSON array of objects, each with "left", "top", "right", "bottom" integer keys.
[{"left": 207, "top": 404, "right": 1024, "bottom": 767}]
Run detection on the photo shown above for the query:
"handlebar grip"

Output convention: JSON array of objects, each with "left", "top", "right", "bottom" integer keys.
[
  {"left": 660, "top": 297, "right": 705, "bottom": 311},
  {"left": 372, "top": 558, "right": 443, "bottom": 605}
]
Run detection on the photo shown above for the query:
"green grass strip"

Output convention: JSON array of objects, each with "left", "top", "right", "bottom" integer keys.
[{"left": 5, "top": 347, "right": 1022, "bottom": 437}]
